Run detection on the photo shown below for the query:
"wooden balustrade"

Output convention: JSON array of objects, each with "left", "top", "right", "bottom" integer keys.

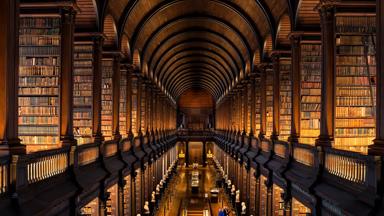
[
  {"left": 122, "top": 138, "right": 132, "bottom": 152},
  {"left": 274, "top": 141, "right": 287, "bottom": 158},
  {"left": 293, "top": 143, "right": 315, "bottom": 166},
  {"left": 23, "top": 148, "right": 69, "bottom": 184},
  {"left": 324, "top": 148, "right": 374, "bottom": 185},
  {"left": 0, "top": 156, "right": 9, "bottom": 194},
  {"left": 104, "top": 140, "right": 118, "bottom": 157},
  {"left": 261, "top": 140, "right": 270, "bottom": 153},
  {"left": 77, "top": 143, "right": 99, "bottom": 166}
]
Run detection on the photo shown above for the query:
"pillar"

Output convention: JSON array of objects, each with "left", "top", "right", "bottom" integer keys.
[
  {"left": 203, "top": 141, "right": 207, "bottom": 166},
  {"left": 92, "top": 36, "right": 103, "bottom": 143},
  {"left": 289, "top": 34, "right": 301, "bottom": 143},
  {"left": 316, "top": 1, "right": 336, "bottom": 147},
  {"left": 369, "top": 0, "right": 384, "bottom": 154},
  {"left": 0, "top": 0, "right": 25, "bottom": 154},
  {"left": 60, "top": 8, "right": 76, "bottom": 145},
  {"left": 112, "top": 55, "right": 121, "bottom": 140}
]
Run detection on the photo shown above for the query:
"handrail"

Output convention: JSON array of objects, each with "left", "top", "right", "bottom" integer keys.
[
  {"left": 274, "top": 141, "right": 287, "bottom": 158},
  {"left": 104, "top": 140, "right": 118, "bottom": 157},
  {"left": 292, "top": 143, "right": 315, "bottom": 167},
  {"left": 324, "top": 147, "right": 376, "bottom": 186},
  {"left": 77, "top": 143, "right": 99, "bottom": 166},
  {"left": 18, "top": 147, "right": 69, "bottom": 184}
]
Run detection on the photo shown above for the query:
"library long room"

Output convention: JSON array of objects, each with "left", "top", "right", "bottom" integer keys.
[{"left": 1, "top": 0, "right": 384, "bottom": 216}]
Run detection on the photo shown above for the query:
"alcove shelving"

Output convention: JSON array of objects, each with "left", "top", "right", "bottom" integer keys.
[
  {"left": 18, "top": 15, "right": 61, "bottom": 152},
  {"left": 101, "top": 59, "right": 113, "bottom": 140},
  {"left": 334, "top": 14, "right": 376, "bottom": 153},
  {"left": 279, "top": 57, "right": 292, "bottom": 141},
  {"left": 73, "top": 42, "right": 93, "bottom": 145},
  {"left": 300, "top": 41, "right": 322, "bottom": 145},
  {"left": 265, "top": 68, "right": 274, "bottom": 138},
  {"left": 120, "top": 66, "right": 127, "bottom": 138}
]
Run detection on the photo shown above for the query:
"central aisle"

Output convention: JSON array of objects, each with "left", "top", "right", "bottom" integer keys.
[{"left": 155, "top": 165, "right": 235, "bottom": 216}]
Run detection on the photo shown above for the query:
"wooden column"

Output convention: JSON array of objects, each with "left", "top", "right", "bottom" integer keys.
[
  {"left": 260, "top": 66, "right": 267, "bottom": 139},
  {"left": 289, "top": 34, "right": 301, "bottom": 143},
  {"left": 92, "top": 36, "right": 103, "bottom": 143},
  {"left": 127, "top": 65, "right": 133, "bottom": 137},
  {"left": 316, "top": 1, "right": 336, "bottom": 147},
  {"left": 370, "top": 0, "right": 384, "bottom": 154},
  {"left": 60, "top": 8, "right": 76, "bottom": 145},
  {"left": 112, "top": 55, "right": 121, "bottom": 140},
  {"left": 0, "top": 0, "right": 24, "bottom": 153},
  {"left": 271, "top": 54, "right": 280, "bottom": 140}
]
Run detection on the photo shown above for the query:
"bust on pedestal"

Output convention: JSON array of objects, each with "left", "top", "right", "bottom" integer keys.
[{"left": 241, "top": 202, "right": 247, "bottom": 215}]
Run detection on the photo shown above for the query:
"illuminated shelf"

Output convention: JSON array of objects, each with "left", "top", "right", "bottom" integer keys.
[
  {"left": 18, "top": 16, "right": 61, "bottom": 152},
  {"left": 279, "top": 57, "right": 292, "bottom": 141},
  {"left": 101, "top": 59, "right": 113, "bottom": 140},
  {"left": 334, "top": 15, "right": 376, "bottom": 153},
  {"left": 120, "top": 67, "right": 128, "bottom": 138},
  {"left": 265, "top": 68, "right": 274, "bottom": 138},
  {"left": 300, "top": 43, "right": 321, "bottom": 145},
  {"left": 73, "top": 43, "right": 93, "bottom": 145}
]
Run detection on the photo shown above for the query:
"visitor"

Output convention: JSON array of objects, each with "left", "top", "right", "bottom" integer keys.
[{"left": 218, "top": 208, "right": 225, "bottom": 216}]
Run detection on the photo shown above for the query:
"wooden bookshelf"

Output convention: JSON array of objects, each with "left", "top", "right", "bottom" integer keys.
[
  {"left": 124, "top": 175, "right": 132, "bottom": 216},
  {"left": 292, "top": 198, "right": 311, "bottom": 215},
  {"left": 266, "top": 68, "right": 274, "bottom": 137},
  {"left": 135, "top": 169, "right": 142, "bottom": 214},
  {"left": 80, "top": 197, "right": 99, "bottom": 216},
  {"left": 300, "top": 42, "right": 321, "bottom": 145},
  {"left": 101, "top": 59, "right": 113, "bottom": 140},
  {"left": 259, "top": 175, "right": 268, "bottom": 216},
  {"left": 249, "top": 168, "right": 257, "bottom": 214},
  {"left": 279, "top": 57, "right": 292, "bottom": 141},
  {"left": 120, "top": 66, "right": 127, "bottom": 138},
  {"left": 273, "top": 184, "right": 284, "bottom": 216},
  {"left": 131, "top": 76, "right": 138, "bottom": 136},
  {"left": 73, "top": 42, "right": 93, "bottom": 145},
  {"left": 18, "top": 16, "right": 61, "bottom": 152},
  {"left": 106, "top": 184, "right": 118, "bottom": 216},
  {"left": 140, "top": 82, "right": 146, "bottom": 133},
  {"left": 255, "top": 77, "right": 261, "bottom": 136},
  {"left": 335, "top": 15, "right": 376, "bottom": 153}
]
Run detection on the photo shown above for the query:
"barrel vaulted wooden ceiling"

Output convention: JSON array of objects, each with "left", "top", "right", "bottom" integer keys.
[{"left": 75, "top": 0, "right": 322, "bottom": 102}]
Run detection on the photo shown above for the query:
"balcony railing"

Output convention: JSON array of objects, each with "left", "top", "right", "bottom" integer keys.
[
  {"left": 104, "top": 140, "right": 118, "bottom": 157},
  {"left": 324, "top": 148, "right": 376, "bottom": 186},
  {"left": 293, "top": 143, "right": 315, "bottom": 167},
  {"left": 77, "top": 143, "right": 99, "bottom": 166},
  {"left": 274, "top": 141, "right": 287, "bottom": 158}
]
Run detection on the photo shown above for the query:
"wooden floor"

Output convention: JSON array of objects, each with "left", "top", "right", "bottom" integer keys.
[{"left": 155, "top": 164, "right": 235, "bottom": 216}]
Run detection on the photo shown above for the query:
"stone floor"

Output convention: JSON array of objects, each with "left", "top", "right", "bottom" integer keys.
[{"left": 155, "top": 164, "right": 235, "bottom": 216}]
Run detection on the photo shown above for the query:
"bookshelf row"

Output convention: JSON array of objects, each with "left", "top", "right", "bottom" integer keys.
[{"left": 265, "top": 68, "right": 274, "bottom": 138}]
